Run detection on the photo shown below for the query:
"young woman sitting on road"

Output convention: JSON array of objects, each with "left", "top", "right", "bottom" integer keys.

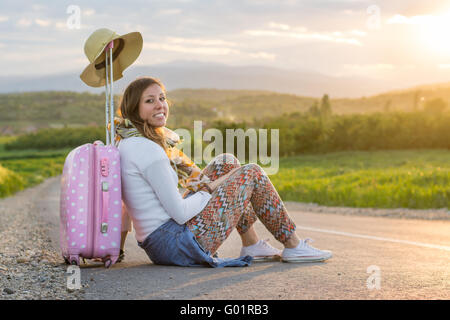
[{"left": 115, "top": 76, "right": 333, "bottom": 267}]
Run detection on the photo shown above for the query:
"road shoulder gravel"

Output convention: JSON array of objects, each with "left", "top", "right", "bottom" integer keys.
[{"left": 0, "top": 177, "right": 83, "bottom": 300}]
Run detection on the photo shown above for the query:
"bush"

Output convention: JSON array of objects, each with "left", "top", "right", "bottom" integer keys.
[
  {"left": 207, "top": 110, "right": 450, "bottom": 157},
  {"left": 4, "top": 126, "right": 106, "bottom": 151},
  {"left": 0, "top": 164, "right": 25, "bottom": 198}
]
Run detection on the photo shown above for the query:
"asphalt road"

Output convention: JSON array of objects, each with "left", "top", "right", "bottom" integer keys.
[{"left": 40, "top": 177, "right": 450, "bottom": 300}]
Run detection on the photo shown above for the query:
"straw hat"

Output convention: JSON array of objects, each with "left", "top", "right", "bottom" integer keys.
[{"left": 80, "top": 28, "right": 143, "bottom": 87}]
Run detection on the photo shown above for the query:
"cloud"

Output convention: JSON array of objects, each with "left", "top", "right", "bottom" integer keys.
[
  {"left": 35, "top": 19, "right": 52, "bottom": 27},
  {"left": 341, "top": 9, "right": 355, "bottom": 15},
  {"left": 386, "top": 14, "right": 437, "bottom": 25},
  {"left": 0, "top": 46, "right": 83, "bottom": 70},
  {"left": 156, "top": 9, "right": 182, "bottom": 16},
  {"left": 344, "top": 63, "right": 395, "bottom": 70},
  {"left": 54, "top": 22, "right": 67, "bottom": 30},
  {"left": 0, "top": 34, "right": 57, "bottom": 43},
  {"left": 143, "top": 36, "right": 241, "bottom": 56},
  {"left": 144, "top": 42, "right": 240, "bottom": 55},
  {"left": 268, "top": 22, "right": 290, "bottom": 30},
  {"left": 143, "top": 36, "right": 274, "bottom": 61},
  {"left": 245, "top": 0, "right": 300, "bottom": 6},
  {"left": 83, "top": 8, "right": 96, "bottom": 16},
  {"left": 244, "top": 23, "right": 364, "bottom": 46},
  {"left": 31, "top": 4, "right": 46, "bottom": 11},
  {"left": 0, "top": 16, "right": 9, "bottom": 23},
  {"left": 166, "top": 37, "right": 238, "bottom": 47},
  {"left": 248, "top": 51, "right": 276, "bottom": 60},
  {"left": 16, "top": 18, "right": 32, "bottom": 27},
  {"left": 349, "top": 30, "right": 367, "bottom": 37}
]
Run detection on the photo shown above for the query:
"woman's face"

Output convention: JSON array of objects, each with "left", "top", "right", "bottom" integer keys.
[{"left": 138, "top": 83, "right": 168, "bottom": 128}]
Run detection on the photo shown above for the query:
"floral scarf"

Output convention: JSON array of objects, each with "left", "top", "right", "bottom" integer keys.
[{"left": 112, "top": 117, "right": 210, "bottom": 193}]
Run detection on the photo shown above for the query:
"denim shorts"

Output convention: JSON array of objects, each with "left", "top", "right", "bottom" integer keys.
[{"left": 137, "top": 219, "right": 252, "bottom": 268}]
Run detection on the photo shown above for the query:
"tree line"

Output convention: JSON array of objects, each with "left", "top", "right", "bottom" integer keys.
[{"left": 5, "top": 105, "right": 449, "bottom": 157}]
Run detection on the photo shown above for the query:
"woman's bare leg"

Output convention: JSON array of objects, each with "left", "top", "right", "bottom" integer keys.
[
  {"left": 120, "top": 231, "right": 128, "bottom": 251},
  {"left": 284, "top": 232, "right": 301, "bottom": 248},
  {"left": 240, "top": 225, "right": 259, "bottom": 247}
]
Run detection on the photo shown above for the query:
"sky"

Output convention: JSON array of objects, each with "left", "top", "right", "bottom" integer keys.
[{"left": 1, "top": 0, "right": 450, "bottom": 87}]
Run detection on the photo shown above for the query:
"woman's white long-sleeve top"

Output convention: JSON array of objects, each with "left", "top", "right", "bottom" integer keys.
[{"left": 118, "top": 137, "right": 211, "bottom": 242}]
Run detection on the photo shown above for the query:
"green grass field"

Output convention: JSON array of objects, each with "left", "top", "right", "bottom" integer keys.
[
  {"left": 0, "top": 136, "right": 69, "bottom": 197},
  {"left": 270, "top": 149, "right": 449, "bottom": 209},
  {"left": 0, "top": 140, "right": 448, "bottom": 210}
]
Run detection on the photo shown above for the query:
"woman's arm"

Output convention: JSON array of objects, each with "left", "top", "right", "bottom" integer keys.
[
  {"left": 142, "top": 158, "right": 212, "bottom": 225},
  {"left": 130, "top": 138, "right": 212, "bottom": 224},
  {"left": 205, "top": 167, "right": 240, "bottom": 192},
  {"left": 168, "top": 146, "right": 210, "bottom": 192}
]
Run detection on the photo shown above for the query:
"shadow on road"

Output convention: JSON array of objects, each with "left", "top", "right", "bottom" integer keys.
[{"left": 82, "top": 260, "right": 324, "bottom": 299}]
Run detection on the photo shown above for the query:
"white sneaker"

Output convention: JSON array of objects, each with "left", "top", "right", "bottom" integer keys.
[
  {"left": 240, "top": 239, "right": 282, "bottom": 262},
  {"left": 281, "top": 238, "right": 332, "bottom": 263}
]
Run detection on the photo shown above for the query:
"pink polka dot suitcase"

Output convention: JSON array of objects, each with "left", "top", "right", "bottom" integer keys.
[
  {"left": 59, "top": 141, "right": 122, "bottom": 267},
  {"left": 60, "top": 39, "right": 124, "bottom": 268}
]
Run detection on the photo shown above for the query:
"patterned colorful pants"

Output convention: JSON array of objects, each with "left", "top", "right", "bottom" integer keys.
[{"left": 185, "top": 153, "right": 296, "bottom": 255}]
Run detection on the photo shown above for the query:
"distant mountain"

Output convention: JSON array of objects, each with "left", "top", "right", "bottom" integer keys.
[
  {"left": 0, "top": 60, "right": 394, "bottom": 98},
  {"left": 333, "top": 82, "right": 450, "bottom": 114}
]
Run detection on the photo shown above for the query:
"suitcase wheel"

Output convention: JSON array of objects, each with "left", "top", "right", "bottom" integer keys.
[
  {"left": 69, "top": 255, "right": 79, "bottom": 266},
  {"left": 104, "top": 259, "right": 112, "bottom": 268}
]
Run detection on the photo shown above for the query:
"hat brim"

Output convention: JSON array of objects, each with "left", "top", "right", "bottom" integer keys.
[{"left": 80, "top": 31, "right": 143, "bottom": 88}]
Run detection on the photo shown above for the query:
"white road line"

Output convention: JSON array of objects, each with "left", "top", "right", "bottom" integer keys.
[{"left": 297, "top": 226, "right": 450, "bottom": 252}]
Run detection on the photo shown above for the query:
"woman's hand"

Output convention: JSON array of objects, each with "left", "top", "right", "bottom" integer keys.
[{"left": 206, "top": 167, "right": 240, "bottom": 193}]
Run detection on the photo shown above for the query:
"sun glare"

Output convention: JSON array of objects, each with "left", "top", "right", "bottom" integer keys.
[{"left": 421, "top": 11, "right": 450, "bottom": 54}]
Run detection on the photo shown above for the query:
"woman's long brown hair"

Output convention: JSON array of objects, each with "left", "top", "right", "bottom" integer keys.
[{"left": 118, "top": 76, "right": 170, "bottom": 151}]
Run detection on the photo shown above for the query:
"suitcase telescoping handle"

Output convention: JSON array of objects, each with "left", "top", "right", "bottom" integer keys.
[{"left": 104, "top": 40, "right": 115, "bottom": 146}]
